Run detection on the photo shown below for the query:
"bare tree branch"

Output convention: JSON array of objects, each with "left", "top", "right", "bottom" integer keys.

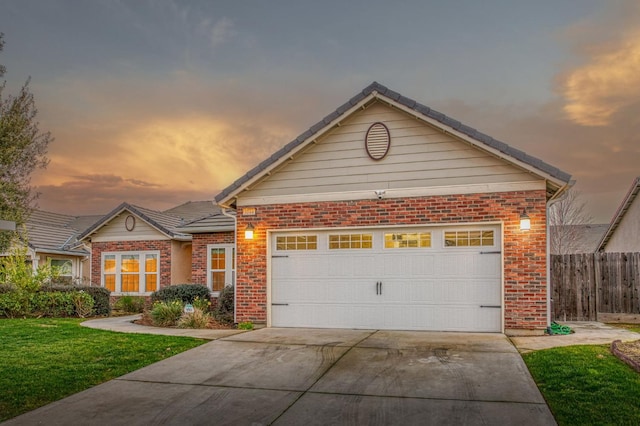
[{"left": 549, "top": 189, "right": 593, "bottom": 254}]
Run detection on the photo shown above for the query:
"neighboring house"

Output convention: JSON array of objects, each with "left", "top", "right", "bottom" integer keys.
[
  {"left": 597, "top": 177, "right": 640, "bottom": 252},
  {"left": 216, "top": 82, "right": 572, "bottom": 334},
  {"left": 78, "top": 201, "right": 217, "bottom": 295},
  {"left": 175, "top": 210, "right": 235, "bottom": 297},
  {"left": 2, "top": 210, "right": 103, "bottom": 283},
  {"left": 549, "top": 224, "right": 608, "bottom": 254}
]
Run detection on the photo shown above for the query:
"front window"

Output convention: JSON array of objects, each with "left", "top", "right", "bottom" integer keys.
[
  {"left": 101, "top": 251, "right": 159, "bottom": 294},
  {"left": 207, "top": 245, "right": 235, "bottom": 294},
  {"left": 50, "top": 259, "right": 72, "bottom": 275}
]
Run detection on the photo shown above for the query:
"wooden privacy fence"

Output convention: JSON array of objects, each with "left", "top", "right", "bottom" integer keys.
[{"left": 551, "top": 252, "right": 640, "bottom": 321}]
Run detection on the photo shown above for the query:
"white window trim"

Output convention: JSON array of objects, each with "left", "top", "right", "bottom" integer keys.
[
  {"left": 206, "top": 244, "right": 235, "bottom": 296},
  {"left": 101, "top": 250, "right": 160, "bottom": 295}
]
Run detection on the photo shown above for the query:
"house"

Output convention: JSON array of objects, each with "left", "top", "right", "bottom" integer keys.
[
  {"left": 175, "top": 210, "right": 235, "bottom": 296},
  {"left": 1, "top": 210, "right": 102, "bottom": 283},
  {"left": 78, "top": 201, "right": 218, "bottom": 295},
  {"left": 549, "top": 224, "right": 609, "bottom": 254},
  {"left": 215, "top": 82, "right": 572, "bottom": 334},
  {"left": 596, "top": 177, "right": 640, "bottom": 252}
]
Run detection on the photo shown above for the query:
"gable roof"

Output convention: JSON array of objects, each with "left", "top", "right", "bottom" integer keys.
[
  {"left": 216, "top": 81, "right": 571, "bottom": 207},
  {"left": 596, "top": 176, "right": 640, "bottom": 251},
  {"left": 78, "top": 202, "right": 215, "bottom": 241},
  {"left": 21, "top": 210, "right": 101, "bottom": 256}
]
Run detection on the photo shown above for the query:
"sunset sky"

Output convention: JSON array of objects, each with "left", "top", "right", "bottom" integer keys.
[{"left": 1, "top": 0, "right": 639, "bottom": 222}]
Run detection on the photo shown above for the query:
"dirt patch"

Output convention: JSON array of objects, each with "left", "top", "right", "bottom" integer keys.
[
  {"left": 134, "top": 311, "right": 234, "bottom": 330},
  {"left": 611, "top": 340, "right": 640, "bottom": 373}
]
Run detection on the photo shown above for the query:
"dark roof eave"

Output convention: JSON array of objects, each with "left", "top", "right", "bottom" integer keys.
[
  {"left": 176, "top": 226, "right": 236, "bottom": 234},
  {"left": 33, "top": 248, "right": 89, "bottom": 256}
]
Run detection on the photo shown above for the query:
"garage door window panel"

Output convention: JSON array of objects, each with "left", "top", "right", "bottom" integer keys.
[
  {"left": 444, "top": 230, "right": 495, "bottom": 247},
  {"left": 329, "top": 234, "right": 373, "bottom": 249},
  {"left": 276, "top": 235, "right": 317, "bottom": 251},
  {"left": 384, "top": 232, "right": 431, "bottom": 249}
]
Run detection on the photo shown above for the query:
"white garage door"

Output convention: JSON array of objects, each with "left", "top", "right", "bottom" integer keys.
[{"left": 270, "top": 225, "right": 502, "bottom": 332}]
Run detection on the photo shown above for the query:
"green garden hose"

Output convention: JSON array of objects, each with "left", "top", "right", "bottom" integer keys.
[{"left": 547, "top": 322, "right": 572, "bottom": 335}]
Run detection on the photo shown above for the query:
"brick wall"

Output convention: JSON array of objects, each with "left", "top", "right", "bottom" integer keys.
[
  {"left": 191, "top": 232, "right": 235, "bottom": 285},
  {"left": 91, "top": 240, "right": 172, "bottom": 291},
  {"left": 236, "top": 190, "right": 548, "bottom": 331}
]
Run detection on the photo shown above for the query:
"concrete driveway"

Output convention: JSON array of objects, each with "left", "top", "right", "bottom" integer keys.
[{"left": 4, "top": 328, "right": 555, "bottom": 426}]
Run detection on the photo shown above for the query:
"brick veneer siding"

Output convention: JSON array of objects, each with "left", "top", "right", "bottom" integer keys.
[
  {"left": 236, "top": 190, "right": 548, "bottom": 331},
  {"left": 91, "top": 240, "right": 172, "bottom": 291},
  {"left": 191, "top": 232, "right": 235, "bottom": 286}
]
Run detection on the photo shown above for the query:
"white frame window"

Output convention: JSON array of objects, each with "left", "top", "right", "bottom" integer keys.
[
  {"left": 207, "top": 244, "right": 235, "bottom": 295},
  {"left": 49, "top": 258, "right": 73, "bottom": 276},
  {"left": 101, "top": 251, "right": 160, "bottom": 294}
]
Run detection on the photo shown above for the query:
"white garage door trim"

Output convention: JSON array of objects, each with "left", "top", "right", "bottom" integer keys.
[{"left": 266, "top": 222, "right": 504, "bottom": 332}]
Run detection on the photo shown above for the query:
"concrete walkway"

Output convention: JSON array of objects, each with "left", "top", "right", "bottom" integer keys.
[
  {"left": 82, "top": 315, "right": 640, "bottom": 352},
  {"left": 81, "top": 315, "right": 245, "bottom": 339},
  {"left": 510, "top": 321, "right": 640, "bottom": 353}
]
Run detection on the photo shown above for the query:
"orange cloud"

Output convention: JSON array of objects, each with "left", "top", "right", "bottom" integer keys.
[{"left": 561, "top": 7, "right": 640, "bottom": 126}]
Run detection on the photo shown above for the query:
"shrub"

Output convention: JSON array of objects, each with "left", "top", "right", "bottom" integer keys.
[
  {"left": 151, "top": 284, "right": 210, "bottom": 304},
  {"left": 0, "top": 248, "right": 59, "bottom": 292},
  {"left": 0, "top": 291, "right": 29, "bottom": 318},
  {"left": 212, "top": 285, "right": 234, "bottom": 325},
  {"left": 71, "top": 291, "right": 95, "bottom": 318},
  {"left": 237, "top": 321, "right": 253, "bottom": 330},
  {"left": 177, "top": 308, "right": 210, "bottom": 329},
  {"left": 82, "top": 286, "right": 111, "bottom": 316},
  {"left": 191, "top": 296, "right": 212, "bottom": 312},
  {"left": 39, "top": 285, "right": 111, "bottom": 316},
  {"left": 114, "top": 295, "right": 146, "bottom": 313},
  {"left": 150, "top": 300, "right": 184, "bottom": 327},
  {"left": 30, "top": 292, "right": 76, "bottom": 317},
  {"left": 0, "top": 290, "right": 95, "bottom": 318}
]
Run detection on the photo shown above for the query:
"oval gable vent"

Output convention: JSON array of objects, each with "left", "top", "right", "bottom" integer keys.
[{"left": 365, "top": 122, "right": 390, "bottom": 160}]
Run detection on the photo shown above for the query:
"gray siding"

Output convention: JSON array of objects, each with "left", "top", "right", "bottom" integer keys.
[{"left": 605, "top": 196, "right": 640, "bottom": 252}]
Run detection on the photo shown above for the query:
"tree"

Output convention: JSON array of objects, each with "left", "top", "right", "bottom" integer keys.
[
  {"left": 0, "top": 33, "right": 52, "bottom": 251},
  {"left": 549, "top": 189, "right": 593, "bottom": 254}
]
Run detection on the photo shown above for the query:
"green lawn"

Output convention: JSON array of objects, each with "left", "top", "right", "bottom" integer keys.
[
  {"left": 523, "top": 345, "right": 640, "bottom": 426},
  {"left": 609, "top": 323, "right": 640, "bottom": 333},
  {"left": 0, "top": 318, "right": 206, "bottom": 421}
]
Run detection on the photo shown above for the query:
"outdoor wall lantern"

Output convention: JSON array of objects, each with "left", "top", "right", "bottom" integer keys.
[
  {"left": 519, "top": 210, "right": 531, "bottom": 231},
  {"left": 244, "top": 223, "right": 255, "bottom": 240}
]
